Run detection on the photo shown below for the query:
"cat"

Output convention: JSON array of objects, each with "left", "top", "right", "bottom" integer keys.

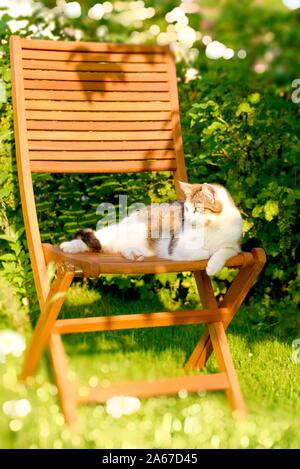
[{"left": 59, "top": 181, "right": 243, "bottom": 276}]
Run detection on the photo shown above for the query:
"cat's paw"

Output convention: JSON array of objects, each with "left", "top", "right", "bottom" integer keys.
[
  {"left": 206, "top": 257, "right": 224, "bottom": 276},
  {"left": 121, "top": 247, "right": 145, "bottom": 261},
  {"left": 60, "top": 239, "right": 89, "bottom": 254}
]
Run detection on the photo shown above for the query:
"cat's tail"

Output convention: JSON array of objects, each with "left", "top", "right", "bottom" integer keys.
[{"left": 74, "top": 229, "right": 102, "bottom": 252}]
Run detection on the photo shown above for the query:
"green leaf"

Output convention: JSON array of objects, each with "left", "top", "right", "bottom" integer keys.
[
  {"left": 236, "top": 102, "right": 254, "bottom": 116},
  {"left": 264, "top": 201, "right": 279, "bottom": 221},
  {"left": 0, "top": 253, "right": 16, "bottom": 261}
]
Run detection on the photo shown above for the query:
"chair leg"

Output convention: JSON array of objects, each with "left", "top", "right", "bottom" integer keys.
[
  {"left": 186, "top": 248, "right": 266, "bottom": 370},
  {"left": 185, "top": 270, "right": 217, "bottom": 370},
  {"left": 48, "top": 333, "right": 78, "bottom": 429},
  {"left": 209, "top": 321, "right": 247, "bottom": 417},
  {"left": 20, "top": 267, "right": 74, "bottom": 380}
]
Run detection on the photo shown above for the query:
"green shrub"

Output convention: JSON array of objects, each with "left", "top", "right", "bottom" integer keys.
[{"left": 0, "top": 1, "right": 299, "bottom": 334}]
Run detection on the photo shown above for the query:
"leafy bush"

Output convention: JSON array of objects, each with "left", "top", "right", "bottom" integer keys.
[{"left": 0, "top": 0, "right": 299, "bottom": 334}]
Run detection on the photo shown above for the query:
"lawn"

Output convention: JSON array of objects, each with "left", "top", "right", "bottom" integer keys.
[{"left": 1, "top": 283, "right": 299, "bottom": 449}]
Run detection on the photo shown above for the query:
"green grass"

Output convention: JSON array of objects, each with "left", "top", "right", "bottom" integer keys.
[{"left": 1, "top": 284, "right": 299, "bottom": 449}]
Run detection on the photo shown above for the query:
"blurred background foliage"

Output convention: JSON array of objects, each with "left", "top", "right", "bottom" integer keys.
[{"left": 0, "top": 0, "right": 299, "bottom": 337}]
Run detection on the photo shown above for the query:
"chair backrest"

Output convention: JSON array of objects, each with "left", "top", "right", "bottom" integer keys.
[{"left": 9, "top": 36, "right": 187, "bottom": 306}]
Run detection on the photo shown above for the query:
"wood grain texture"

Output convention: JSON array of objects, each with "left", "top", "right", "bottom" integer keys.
[
  {"left": 22, "top": 49, "right": 167, "bottom": 62},
  {"left": 53, "top": 309, "right": 230, "bottom": 334},
  {"left": 25, "top": 100, "right": 171, "bottom": 111},
  {"left": 185, "top": 270, "right": 218, "bottom": 371},
  {"left": 9, "top": 35, "right": 49, "bottom": 306},
  {"left": 26, "top": 120, "right": 173, "bottom": 131},
  {"left": 26, "top": 110, "right": 172, "bottom": 121},
  {"left": 42, "top": 243, "right": 255, "bottom": 277},
  {"left": 24, "top": 79, "right": 170, "bottom": 91},
  {"left": 20, "top": 268, "right": 74, "bottom": 379},
  {"left": 188, "top": 248, "right": 266, "bottom": 370},
  {"left": 23, "top": 70, "right": 168, "bottom": 82},
  {"left": 20, "top": 38, "right": 168, "bottom": 53},
  {"left": 28, "top": 140, "right": 174, "bottom": 151},
  {"left": 208, "top": 321, "right": 247, "bottom": 416},
  {"left": 48, "top": 334, "right": 78, "bottom": 428},
  {"left": 29, "top": 150, "right": 176, "bottom": 161},
  {"left": 27, "top": 130, "right": 174, "bottom": 141},
  {"left": 78, "top": 373, "right": 228, "bottom": 403},
  {"left": 23, "top": 59, "right": 168, "bottom": 72},
  {"left": 30, "top": 159, "right": 177, "bottom": 173},
  {"left": 24, "top": 90, "right": 170, "bottom": 101}
]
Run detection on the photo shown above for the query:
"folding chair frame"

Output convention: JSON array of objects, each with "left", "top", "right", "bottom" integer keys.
[{"left": 10, "top": 35, "right": 266, "bottom": 428}]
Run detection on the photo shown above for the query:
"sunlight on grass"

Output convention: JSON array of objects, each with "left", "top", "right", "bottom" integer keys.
[{"left": 1, "top": 285, "right": 299, "bottom": 449}]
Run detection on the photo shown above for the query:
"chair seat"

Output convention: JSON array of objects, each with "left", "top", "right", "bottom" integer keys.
[{"left": 42, "top": 243, "right": 255, "bottom": 277}]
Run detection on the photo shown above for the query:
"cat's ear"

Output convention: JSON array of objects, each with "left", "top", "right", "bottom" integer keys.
[
  {"left": 178, "top": 181, "right": 193, "bottom": 199},
  {"left": 202, "top": 184, "right": 222, "bottom": 213},
  {"left": 202, "top": 183, "right": 216, "bottom": 198}
]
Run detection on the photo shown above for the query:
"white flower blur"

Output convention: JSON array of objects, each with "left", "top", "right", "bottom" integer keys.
[
  {"left": 282, "top": 0, "right": 300, "bottom": 10},
  {"left": 177, "top": 26, "right": 197, "bottom": 47},
  {"left": 185, "top": 67, "right": 199, "bottom": 82},
  {"left": 106, "top": 396, "right": 141, "bottom": 418},
  {"left": 0, "top": 0, "right": 34, "bottom": 18},
  {"left": 165, "top": 7, "right": 187, "bottom": 25},
  {"left": 205, "top": 41, "right": 235, "bottom": 60},
  {"left": 0, "top": 330, "right": 26, "bottom": 363},
  {"left": 3, "top": 399, "right": 32, "bottom": 418},
  {"left": 238, "top": 49, "right": 247, "bottom": 59},
  {"left": 64, "top": 1, "right": 81, "bottom": 19},
  {"left": 223, "top": 48, "right": 234, "bottom": 60},
  {"left": 7, "top": 19, "right": 28, "bottom": 33},
  {"left": 88, "top": 3, "right": 105, "bottom": 21},
  {"left": 205, "top": 41, "right": 226, "bottom": 60}
]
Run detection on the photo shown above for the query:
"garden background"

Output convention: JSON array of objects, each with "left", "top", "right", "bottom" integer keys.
[{"left": 0, "top": 0, "right": 299, "bottom": 449}]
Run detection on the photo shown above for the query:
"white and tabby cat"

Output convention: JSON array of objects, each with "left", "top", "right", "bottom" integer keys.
[{"left": 60, "top": 182, "right": 242, "bottom": 276}]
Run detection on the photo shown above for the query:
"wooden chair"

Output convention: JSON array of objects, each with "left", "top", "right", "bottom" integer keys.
[{"left": 10, "top": 36, "right": 266, "bottom": 428}]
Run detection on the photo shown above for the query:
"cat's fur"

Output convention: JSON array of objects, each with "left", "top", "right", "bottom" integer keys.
[{"left": 60, "top": 182, "right": 243, "bottom": 276}]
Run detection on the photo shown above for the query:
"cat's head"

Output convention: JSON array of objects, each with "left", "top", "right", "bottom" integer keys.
[{"left": 178, "top": 181, "right": 223, "bottom": 225}]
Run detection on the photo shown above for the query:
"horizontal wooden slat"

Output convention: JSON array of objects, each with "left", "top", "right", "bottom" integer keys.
[
  {"left": 53, "top": 309, "right": 229, "bottom": 334},
  {"left": 23, "top": 59, "right": 167, "bottom": 72},
  {"left": 23, "top": 70, "right": 168, "bottom": 82},
  {"left": 25, "top": 100, "right": 171, "bottom": 111},
  {"left": 24, "top": 90, "right": 170, "bottom": 102},
  {"left": 78, "top": 374, "right": 229, "bottom": 403},
  {"left": 24, "top": 79, "right": 169, "bottom": 92},
  {"left": 20, "top": 38, "right": 168, "bottom": 54},
  {"left": 22, "top": 49, "right": 167, "bottom": 63},
  {"left": 43, "top": 243, "right": 254, "bottom": 276},
  {"left": 28, "top": 140, "right": 174, "bottom": 151},
  {"left": 27, "top": 130, "right": 174, "bottom": 141},
  {"left": 29, "top": 150, "right": 176, "bottom": 161},
  {"left": 30, "top": 159, "right": 177, "bottom": 173},
  {"left": 26, "top": 120, "right": 173, "bottom": 131},
  {"left": 26, "top": 110, "right": 172, "bottom": 121}
]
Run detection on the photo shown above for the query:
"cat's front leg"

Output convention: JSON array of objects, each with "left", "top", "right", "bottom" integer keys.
[
  {"left": 206, "top": 247, "right": 239, "bottom": 276},
  {"left": 60, "top": 239, "right": 90, "bottom": 253}
]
